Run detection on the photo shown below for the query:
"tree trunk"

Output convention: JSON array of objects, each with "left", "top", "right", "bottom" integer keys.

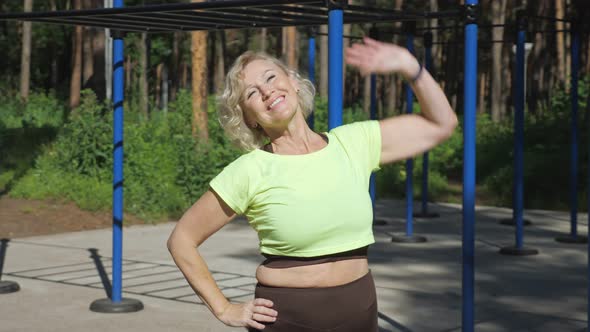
[
  {"left": 82, "top": 0, "right": 93, "bottom": 87},
  {"left": 155, "top": 63, "right": 162, "bottom": 108},
  {"left": 478, "top": 71, "right": 487, "bottom": 113},
  {"left": 429, "top": 0, "right": 439, "bottom": 71},
  {"left": 138, "top": 32, "right": 149, "bottom": 119},
  {"left": 363, "top": 76, "right": 371, "bottom": 115},
  {"left": 319, "top": 25, "right": 328, "bottom": 99},
  {"left": 260, "top": 28, "right": 267, "bottom": 52},
  {"left": 555, "top": 0, "right": 565, "bottom": 84},
  {"left": 529, "top": 0, "right": 550, "bottom": 114},
  {"left": 282, "top": 27, "right": 297, "bottom": 69},
  {"left": 214, "top": 30, "right": 226, "bottom": 93},
  {"left": 20, "top": 0, "right": 33, "bottom": 101},
  {"left": 49, "top": 0, "right": 59, "bottom": 91},
  {"left": 191, "top": 1, "right": 209, "bottom": 142},
  {"left": 169, "top": 31, "right": 181, "bottom": 101},
  {"left": 386, "top": 0, "right": 404, "bottom": 114},
  {"left": 69, "top": 0, "right": 83, "bottom": 109},
  {"left": 491, "top": 0, "right": 507, "bottom": 122}
]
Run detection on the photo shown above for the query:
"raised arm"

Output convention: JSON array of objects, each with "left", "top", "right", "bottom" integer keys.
[
  {"left": 167, "top": 190, "right": 277, "bottom": 330},
  {"left": 345, "top": 37, "right": 458, "bottom": 165}
]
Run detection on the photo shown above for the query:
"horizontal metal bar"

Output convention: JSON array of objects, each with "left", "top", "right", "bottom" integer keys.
[
  {"left": 34, "top": 17, "right": 171, "bottom": 32},
  {"left": 213, "top": 7, "right": 324, "bottom": 25},
  {"left": 157, "top": 11, "right": 268, "bottom": 29},
  {"left": 123, "top": 12, "right": 248, "bottom": 29},
  {"left": 0, "top": 0, "right": 321, "bottom": 20},
  {"left": 101, "top": 13, "right": 234, "bottom": 30}
]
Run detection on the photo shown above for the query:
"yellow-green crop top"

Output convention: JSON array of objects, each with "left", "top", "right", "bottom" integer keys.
[{"left": 209, "top": 120, "right": 381, "bottom": 257}]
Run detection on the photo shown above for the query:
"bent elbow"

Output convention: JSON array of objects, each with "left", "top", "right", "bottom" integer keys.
[
  {"left": 166, "top": 235, "right": 175, "bottom": 253},
  {"left": 443, "top": 113, "right": 458, "bottom": 138}
]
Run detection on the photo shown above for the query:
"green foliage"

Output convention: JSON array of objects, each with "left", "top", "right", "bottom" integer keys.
[
  {"left": 10, "top": 89, "right": 241, "bottom": 221},
  {"left": 6, "top": 75, "right": 590, "bottom": 221},
  {"left": 0, "top": 91, "right": 65, "bottom": 129}
]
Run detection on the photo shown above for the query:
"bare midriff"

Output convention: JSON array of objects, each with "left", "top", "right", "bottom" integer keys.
[{"left": 255, "top": 258, "right": 369, "bottom": 288}]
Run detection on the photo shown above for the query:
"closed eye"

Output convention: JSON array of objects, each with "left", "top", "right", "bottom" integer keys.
[{"left": 267, "top": 74, "right": 275, "bottom": 82}]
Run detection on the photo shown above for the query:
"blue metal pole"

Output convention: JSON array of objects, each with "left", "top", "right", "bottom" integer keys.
[
  {"left": 569, "top": 27, "right": 579, "bottom": 238},
  {"left": 369, "top": 74, "right": 377, "bottom": 203},
  {"left": 308, "top": 34, "right": 316, "bottom": 130},
  {"left": 111, "top": 0, "right": 125, "bottom": 303},
  {"left": 462, "top": 2, "right": 478, "bottom": 331},
  {"left": 514, "top": 26, "right": 526, "bottom": 249},
  {"left": 328, "top": 9, "right": 343, "bottom": 130},
  {"left": 421, "top": 33, "right": 433, "bottom": 214},
  {"left": 405, "top": 32, "right": 415, "bottom": 236}
]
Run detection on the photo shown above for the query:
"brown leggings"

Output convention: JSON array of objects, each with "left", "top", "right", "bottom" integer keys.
[{"left": 248, "top": 271, "right": 378, "bottom": 332}]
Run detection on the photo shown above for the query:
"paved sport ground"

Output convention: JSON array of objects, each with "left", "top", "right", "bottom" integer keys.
[{"left": 1, "top": 199, "right": 587, "bottom": 332}]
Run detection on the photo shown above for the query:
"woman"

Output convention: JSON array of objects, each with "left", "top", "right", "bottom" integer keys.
[{"left": 167, "top": 37, "right": 457, "bottom": 331}]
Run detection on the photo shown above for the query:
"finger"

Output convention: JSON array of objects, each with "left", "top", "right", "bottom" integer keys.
[
  {"left": 248, "top": 319, "right": 266, "bottom": 330},
  {"left": 253, "top": 298, "right": 274, "bottom": 307},
  {"left": 253, "top": 306, "right": 278, "bottom": 317},
  {"left": 252, "top": 312, "right": 278, "bottom": 322}
]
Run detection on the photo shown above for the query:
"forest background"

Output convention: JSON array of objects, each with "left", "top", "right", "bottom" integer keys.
[{"left": 1, "top": 0, "right": 589, "bottom": 223}]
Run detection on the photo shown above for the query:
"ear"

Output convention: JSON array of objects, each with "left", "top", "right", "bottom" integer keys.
[{"left": 288, "top": 73, "right": 300, "bottom": 92}]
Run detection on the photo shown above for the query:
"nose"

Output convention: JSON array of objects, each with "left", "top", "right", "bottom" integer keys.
[{"left": 259, "top": 83, "right": 274, "bottom": 100}]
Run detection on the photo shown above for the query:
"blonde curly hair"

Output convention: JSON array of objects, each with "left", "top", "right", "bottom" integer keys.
[{"left": 217, "top": 51, "right": 316, "bottom": 151}]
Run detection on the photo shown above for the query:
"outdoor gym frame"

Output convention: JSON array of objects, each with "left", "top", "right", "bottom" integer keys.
[{"left": 0, "top": 0, "right": 586, "bottom": 331}]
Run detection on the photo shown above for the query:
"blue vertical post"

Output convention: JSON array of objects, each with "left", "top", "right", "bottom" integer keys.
[
  {"left": 89, "top": 0, "right": 142, "bottom": 314},
  {"left": 462, "top": 2, "right": 478, "bottom": 331},
  {"left": 555, "top": 20, "right": 587, "bottom": 244},
  {"left": 391, "top": 22, "right": 426, "bottom": 243},
  {"left": 308, "top": 28, "right": 316, "bottom": 130},
  {"left": 112, "top": 31, "right": 124, "bottom": 304},
  {"left": 405, "top": 31, "right": 415, "bottom": 236},
  {"left": 328, "top": 3, "right": 344, "bottom": 130},
  {"left": 415, "top": 31, "right": 439, "bottom": 219},
  {"left": 498, "top": 18, "right": 538, "bottom": 254}
]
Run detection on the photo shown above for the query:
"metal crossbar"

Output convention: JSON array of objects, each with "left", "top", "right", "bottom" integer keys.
[{"left": 0, "top": 0, "right": 461, "bottom": 33}]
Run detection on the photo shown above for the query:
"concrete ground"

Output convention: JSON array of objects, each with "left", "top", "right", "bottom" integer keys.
[{"left": 1, "top": 199, "right": 588, "bottom": 332}]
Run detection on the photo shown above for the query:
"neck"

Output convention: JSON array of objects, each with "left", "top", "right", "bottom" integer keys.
[{"left": 264, "top": 114, "right": 325, "bottom": 155}]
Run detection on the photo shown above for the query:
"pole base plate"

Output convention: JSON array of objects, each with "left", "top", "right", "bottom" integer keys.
[
  {"left": 0, "top": 280, "right": 20, "bottom": 294},
  {"left": 555, "top": 235, "right": 588, "bottom": 244},
  {"left": 499, "top": 218, "right": 532, "bottom": 226},
  {"left": 391, "top": 234, "right": 427, "bottom": 243},
  {"left": 90, "top": 298, "right": 144, "bottom": 313},
  {"left": 499, "top": 246, "right": 539, "bottom": 256}
]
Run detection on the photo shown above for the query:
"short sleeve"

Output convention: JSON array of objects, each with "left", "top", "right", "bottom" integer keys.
[
  {"left": 209, "top": 157, "right": 252, "bottom": 215},
  {"left": 331, "top": 120, "right": 382, "bottom": 174}
]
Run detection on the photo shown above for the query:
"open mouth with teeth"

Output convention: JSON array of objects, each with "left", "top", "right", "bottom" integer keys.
[{"left": 267, "top": 96, "right": 285, "bottom": 111}]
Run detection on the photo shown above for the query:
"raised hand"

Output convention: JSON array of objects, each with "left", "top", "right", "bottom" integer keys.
[
  {"left": 217, "top": 298, "right": 278, "bottom": 330},
  {"left": 345, "top": 37, "right": 420, "bottom": 79}
]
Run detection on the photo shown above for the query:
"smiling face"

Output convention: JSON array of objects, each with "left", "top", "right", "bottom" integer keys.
[{"left": 239, "top": 59, "right": 301, "bottom": 132}]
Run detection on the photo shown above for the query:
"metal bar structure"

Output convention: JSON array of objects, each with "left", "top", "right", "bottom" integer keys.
[
  {"left": 392, "top": 22, "right": 426, "bottom": 245},
  {"left": 462, "top": 2, "right": 478, "bottom": 331},
  {"left": 555, "top": 20, "right": 587, "bottom": 245},
  {"left": 405, "top": 27, "right": 416, "bottom": 237},
  {"left": 0, "top": 1, "right": 459, "bottom": 32},
  {"left": 327, "top": 4, "right": 343, "bottom": 130},
  {"left": 3, "top": 1, "right": 581, "bottom": 330},
  {"left": 415, "top": 31, "right": 439, "bottom": 219},
  {"left": 307, "top": 29, "right": 316, "bottom": 130}
]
